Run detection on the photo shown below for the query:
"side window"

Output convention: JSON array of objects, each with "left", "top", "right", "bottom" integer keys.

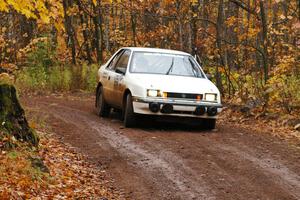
[
  {"left": 115, "top": 50, "right": 131, "bottom": 71},
  {"left": 107, "top": 50, "right": 124, "bottom": 70}
]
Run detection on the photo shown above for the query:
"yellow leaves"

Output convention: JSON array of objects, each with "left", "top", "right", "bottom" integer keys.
[
  {"left": 273, "top": 55, "right": 296, "bottom": 74},
  {"left": 66, "top": 5, "right": 79, "bottom": 16},
  {"left": 40, "top": 14, "right": 51, "bottom": 24},
  {"left": 237, "top": 27, "right": 260, "bottom": 41},
  {"left": 1, "top": 0, "right": 64, "bottom": 25},
  {"left": 266, "top": 52, "right": 299, "bottom": 108},
  {"left": 92, "top": 0, "right": 97, "bottom": 6},
  {"left": 54, "top": 20, "right": 65, "bottom": 32},
  {"left": 225, "top": 16, "right": 237, "bottom": 27},
  {"left": 35, "top": 0, "right": 51, "bottom": 24},
  {"left": 190, "top": 0, "right": 198, "bottom": 6},
  {"left": 247, "top": 27, "right": 260, "bottom": 38},
  {"left": 6, "top": 0, "right": 37, "bottom": 19},
  {"left": 0, "top": 0, "right": 9, "bottom": 12}
]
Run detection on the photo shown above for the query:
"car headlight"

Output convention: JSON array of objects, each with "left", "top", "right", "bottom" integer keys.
[
  {"left": 147, "top": 89, "right": 166, "bottom": 97},
  {"left": 205, "top": 93, "right": 217, "bottom": 101},
  {"left": 147, "top": 89, "right": 159, "bottom": 97}
]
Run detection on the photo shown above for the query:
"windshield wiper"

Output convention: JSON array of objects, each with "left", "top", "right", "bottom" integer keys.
[{"left": 165, "top": 57, "right": 174, "bottom": 75}]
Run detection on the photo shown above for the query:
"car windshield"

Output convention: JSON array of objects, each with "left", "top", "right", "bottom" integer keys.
[{"left": 129, "top": 52, "right": 205, "bottom": 78}]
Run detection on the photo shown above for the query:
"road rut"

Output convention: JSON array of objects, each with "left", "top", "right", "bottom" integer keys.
[{"left": 23, "top": 94, "right": 300, "bottom": 200}]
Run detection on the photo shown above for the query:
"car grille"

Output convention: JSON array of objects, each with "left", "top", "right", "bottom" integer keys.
[{"left": 166, "top": 92, "right": 203, "bottom": 100}]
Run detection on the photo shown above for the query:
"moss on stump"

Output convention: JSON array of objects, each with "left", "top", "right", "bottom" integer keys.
[{"left": 0, "top": 84, "right": 38, "bottom": 146}]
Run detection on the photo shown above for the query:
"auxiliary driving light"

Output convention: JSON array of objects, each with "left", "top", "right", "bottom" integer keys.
[
  {"left": 194, "top": 106, "right": 206, "bottom": 115},
  {"left": 207, "top": 107, "right": 218, "bottom": 116},
  {"left": 161, "top": 104, "right": 173, "bottom": 113},
  {"left": 149, "top": 103, "right": 160, "bottom": 112}
]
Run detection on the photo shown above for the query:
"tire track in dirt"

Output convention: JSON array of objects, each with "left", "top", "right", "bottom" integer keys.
[
  {"left": 215, "top": 144, "right": 300, "bottom": 199},
  {"left": 23, "top": 96, "right": 300, "bottom": 200},
  {"left": 137, "top": 126, "right": 300, "bottom": 200},
  {"left": 40, "top": 102, "right": 217, "bottom": 200},
  {"left": 120, "top": 126, "right": 300, "bottom": 200}
]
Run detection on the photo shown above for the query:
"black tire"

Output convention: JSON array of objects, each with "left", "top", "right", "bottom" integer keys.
[
  {"left": 202, "top": 118, "right": 216, "bottom": 130},
  {"left": 124, "top": 93, "right": 136, "bottom": 127},
  {"left": 96, "top": 87, "right": 110, "bottom": 117}
]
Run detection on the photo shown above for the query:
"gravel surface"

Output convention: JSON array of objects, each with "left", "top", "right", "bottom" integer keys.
[{"left": 22, "top": 94, "right": 300, "bottom": 200}]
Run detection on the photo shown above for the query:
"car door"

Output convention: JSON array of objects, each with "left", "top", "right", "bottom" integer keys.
[
  {"left": 102, "top": 49, "right": 124, "bottom": 104},
  {"left": 111, "top": 49, "right": 131, "bottom": 107}
]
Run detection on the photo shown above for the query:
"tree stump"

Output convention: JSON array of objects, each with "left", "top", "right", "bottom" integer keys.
[{"left": 0, "top": 84, "right": 38, "bottom": 146}]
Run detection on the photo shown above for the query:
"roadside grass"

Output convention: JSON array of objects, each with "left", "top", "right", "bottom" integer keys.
[
  {"left": 16, "top": 63, "right": 98, "bottom": 94},
  {"left": 15, "top": 40, "right": 99, "bottom": 94}
]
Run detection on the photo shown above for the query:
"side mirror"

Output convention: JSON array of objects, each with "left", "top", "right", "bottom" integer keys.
[
  {"left": 206, "top": 74, "right": 212, "bottom": 80},
  {"left": 115, "top": 67, "right": 126, "bottom": 75}
]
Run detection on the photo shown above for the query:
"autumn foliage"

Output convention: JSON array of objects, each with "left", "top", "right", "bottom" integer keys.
[
  {"left": 0, "top": 0, "right": 299, "bottom": 114},
  {"left": 0, "top": 1, "right": 299, "bottom": 198}
]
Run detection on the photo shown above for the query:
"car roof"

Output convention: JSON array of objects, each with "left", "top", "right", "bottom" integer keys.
[{"left": 123, "top": 47, "right": 191, "bottom": 56}]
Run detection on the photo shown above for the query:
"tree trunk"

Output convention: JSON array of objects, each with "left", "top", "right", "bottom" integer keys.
[
  {"left": 216, "top": 0, "right": 224, "bottom": 95},
  {"left": 62, "top": 0, "right": 76, "bottom": 65},
  {"left": 259, "top": 0, "right": 269, "bottom": 84},
  {"left": 77, "top": 0, "right": 92, "bottom": 64},
  {"left": 130, "top": 11, "right": 137, "bottom": 46},
  {"left": 93, "top": 1, "right": 104, "bottom": 64},
  {"left": 104, "top": 5, "right": 110, "bottom": 52},
  {"left": 0, "top": 84, "right": 38, "bottom": 146},
  {"left": 190, "top": 2, "right": 198, "bottom": 55},
  {"left": 175, "top": 1, "right": 183, "bottom": 50}
]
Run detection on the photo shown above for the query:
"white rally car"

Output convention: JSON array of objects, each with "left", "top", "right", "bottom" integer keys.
[{"left": 95, "top": 47, "right": 222, "bottom": 129}]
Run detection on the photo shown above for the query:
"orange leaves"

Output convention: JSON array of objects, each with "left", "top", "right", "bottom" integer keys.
[
  {"left": 225, "top": 16, "right": 237, "bottom": 27},
  {"left": 0, "top": 130, "right": 121, "bottom": 199},
  {"left": 0, "top": 148, "right": 41, "bottom": 198}
]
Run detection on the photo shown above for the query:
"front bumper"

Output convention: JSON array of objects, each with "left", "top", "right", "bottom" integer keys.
[{"left": 132, "top": 96, "right": 222, "bottom": 118}]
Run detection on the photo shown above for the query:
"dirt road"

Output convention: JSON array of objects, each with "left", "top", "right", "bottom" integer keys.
[{"left": 22, "top": 94, "right": 300, "bottom": 200}]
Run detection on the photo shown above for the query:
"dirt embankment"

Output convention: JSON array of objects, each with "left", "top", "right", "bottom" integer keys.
[{"left": 22, "top": 94, "right": 300, "bottom": 200}]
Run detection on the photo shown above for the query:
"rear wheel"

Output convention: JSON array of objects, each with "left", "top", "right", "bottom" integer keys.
[
  {"left": 96, "top": 87, "right": 110, "bottom": 117},
  {"left": 202, "top": 118, "right": 216, "bottom": 130},
  {"left": 124, "top": 93, "right": 136, "bottom": 127}
]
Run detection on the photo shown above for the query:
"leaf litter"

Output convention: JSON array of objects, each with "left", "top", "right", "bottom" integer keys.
[{"left": 0, "top": 130, "right": 126, "bottom": 199}]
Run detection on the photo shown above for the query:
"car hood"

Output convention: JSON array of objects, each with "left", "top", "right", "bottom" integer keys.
[{"left": 129, "top": 74, "right": 220, "bottom": 94}]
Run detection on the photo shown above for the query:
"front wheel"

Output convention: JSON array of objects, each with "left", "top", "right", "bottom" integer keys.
[
  {"left": 124, "top": 93, "right": 136, "bottom": 127},
  {"left": 202, "top": 118, "right": 216, "bottom": 130},
  {"left": 96, "top": 87, "right": 110, "bottom": 117}
]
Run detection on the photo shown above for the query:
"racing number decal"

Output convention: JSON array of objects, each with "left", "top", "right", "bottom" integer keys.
[{"left": 113, "top": 75, "right": 123, "bottom": 88}]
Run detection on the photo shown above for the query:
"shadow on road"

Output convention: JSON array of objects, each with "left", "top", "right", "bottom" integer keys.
[{"left": 107, "top": 110, "right": 218, "bottom": 133}]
